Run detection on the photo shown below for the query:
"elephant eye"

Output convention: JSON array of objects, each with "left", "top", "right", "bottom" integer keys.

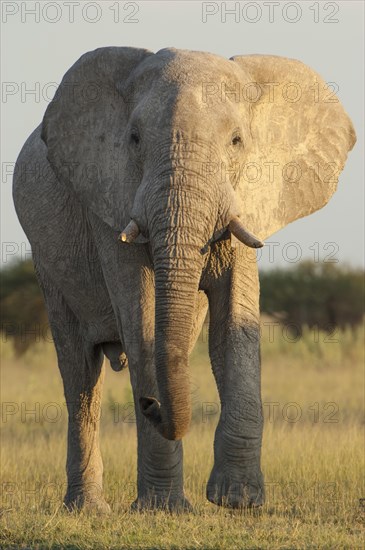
[
  {"left": 231, "top": 133, "right": 242, "bottom": 146},
  {"left": 130, "top": 129, "right": 140, "bottom": 146}
]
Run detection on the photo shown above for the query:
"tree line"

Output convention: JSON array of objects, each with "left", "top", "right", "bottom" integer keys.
[{"left": 1, "top": 259, "right": 364, "bottom": 355}]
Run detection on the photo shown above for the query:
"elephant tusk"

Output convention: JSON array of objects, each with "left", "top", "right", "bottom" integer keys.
[
  {"left": 119, "top": 219, "right": 140, "bottom": 243},
  {"left": 228, "top": 216, "right": 264, "bottom": 248}
]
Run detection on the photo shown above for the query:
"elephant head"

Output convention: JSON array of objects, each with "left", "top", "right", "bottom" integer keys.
[{"left": 41, "top": 47, "right": 356, "bottom": 440}]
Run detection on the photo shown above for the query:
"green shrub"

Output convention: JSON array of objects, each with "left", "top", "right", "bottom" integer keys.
[
  {"left": 1, "top": 259, "right": 364, "bottom": 354},
  {"left": 260, "top": 261, "right": 364, "bottom": 333},
  {"left": 0, "top": 259, "right": 48, "bottom": 355}
]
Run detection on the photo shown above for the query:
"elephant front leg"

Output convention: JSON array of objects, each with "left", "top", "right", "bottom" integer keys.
[
  {"left": 119, "top": 262, "right": 190, "bottom": 512},
  {"left": 129, "top": 281, "right": 207, "bottom": 511},
  {"left": 204, "top": 242, "right": 265, "bottom": 508},
  {"left": 132, "top": 407, "right": 191, "bottom": 511}
]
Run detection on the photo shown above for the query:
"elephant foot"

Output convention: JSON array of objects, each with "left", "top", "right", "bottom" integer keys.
[
  {"left": 131, "top": 495, "right": 193, "bottom": 513},
  {"left": 206, "top": 467, "right": 265, "bottom": 509},
  {"left": 63, "top": 489, "right": 111, "bottom": 514}
]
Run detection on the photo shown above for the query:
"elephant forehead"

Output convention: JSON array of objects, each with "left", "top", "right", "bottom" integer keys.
[
  {"left": 157, "top": 48, "right": 249, "bottom": 85},
  {"left": 129, "top": 48, "right": 251, "bottom": 106},
  {"left": 164, "top": 52, "right": 251, "bottom": 107}
]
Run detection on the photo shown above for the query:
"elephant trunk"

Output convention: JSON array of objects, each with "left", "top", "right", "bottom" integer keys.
[
  {"left": 137, "top": 172, "right": 208, "bottom": 440},
  {"left": 140, "top": 254, "right": 201, "bottom": 440}
]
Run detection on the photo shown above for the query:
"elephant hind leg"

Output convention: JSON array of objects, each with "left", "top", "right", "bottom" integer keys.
[{"left": 34, "top": 261, "right": 110, "bottom": 514}]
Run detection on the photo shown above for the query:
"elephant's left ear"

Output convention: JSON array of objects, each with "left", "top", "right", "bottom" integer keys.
[{"left": 230, "top": 55, "right": 356, "bottom": 240}]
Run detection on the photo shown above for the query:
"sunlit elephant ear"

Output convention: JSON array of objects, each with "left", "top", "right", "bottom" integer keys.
[
  {"left": 230, "top": 55, "right": 356, "bottom": 241},
  {"left": 41, "top": 47, "right": 153, "bottom": 239}
]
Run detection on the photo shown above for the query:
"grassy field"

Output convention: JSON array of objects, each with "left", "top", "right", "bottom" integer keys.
[{"left": 1, "top": 323, "right": 364, "bottom": 549}]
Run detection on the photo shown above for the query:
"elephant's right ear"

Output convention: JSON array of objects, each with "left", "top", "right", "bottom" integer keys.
[{"left": 41, "top": 47, "right": 153, "bottom": 238}]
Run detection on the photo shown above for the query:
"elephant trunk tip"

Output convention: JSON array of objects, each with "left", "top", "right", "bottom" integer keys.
[{"left": 139, "top": 396, "right": 191, "bottom": 441}]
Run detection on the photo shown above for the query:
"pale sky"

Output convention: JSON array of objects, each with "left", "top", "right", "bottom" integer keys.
[{"left": 1, "top": 0, "right": 364, "bottom": 269}]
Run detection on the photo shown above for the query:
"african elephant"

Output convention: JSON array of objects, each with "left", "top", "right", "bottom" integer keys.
[{"left": 13, "top": 47, "right": 356, "bottom": 512}]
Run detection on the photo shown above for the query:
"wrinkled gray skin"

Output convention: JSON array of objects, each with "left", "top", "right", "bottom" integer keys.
[{"left": 13, "top": 47, "right": 355, "bottom": 512}]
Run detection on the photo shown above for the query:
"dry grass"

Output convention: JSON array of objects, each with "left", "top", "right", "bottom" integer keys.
[{"left": 0, "top": 324, "right": 364, "bottom": 549}]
